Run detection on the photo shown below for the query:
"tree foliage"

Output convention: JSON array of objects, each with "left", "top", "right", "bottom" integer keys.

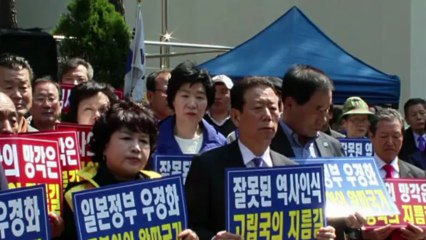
[{"left": 54, "top": 0, "right": 130, "bottom": 88}]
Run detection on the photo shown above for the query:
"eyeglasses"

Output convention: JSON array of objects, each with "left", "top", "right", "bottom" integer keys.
[
  {"left": 348, "top": 118, "right": 369, "bottom": 124},
  {"left": 34, "top": 96, "right": 59, "bottom": 104}
]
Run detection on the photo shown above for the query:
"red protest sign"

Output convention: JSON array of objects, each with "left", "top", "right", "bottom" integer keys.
[
  {"left": 0, "top": 136, "right": 63, "bottom": 215},
  {"left": 60, "top": 83, "right": 74, "bottom": 115},
  {"left": 366, "top": 178, "right": 426, "bottom": 228},
  {"left": 56, "top": 123, "right": 97, "bottom": 170},
  {"left": 24, "top": 130, "right": 82, "bottom": 190}
]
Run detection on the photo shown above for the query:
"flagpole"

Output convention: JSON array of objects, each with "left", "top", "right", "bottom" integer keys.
[{"left": 160, "top": 0, "right": 170, "bottom": 69}]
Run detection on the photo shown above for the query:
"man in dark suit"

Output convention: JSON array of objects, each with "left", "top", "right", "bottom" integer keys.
[
  {"left": 363, "top": 108, "right": 426, "bottom": 240},
  {"left": 270, "top": 65, "right": 344, "bottom": 159},
  {"left": 270, "top": 65, "right": 364, "bottom": 239},
  {"left": 398, "top": 98, "right": 426, "bottom": 161},
  {"left": 185, "top": 77, "right": 336, "bottom": 240}
]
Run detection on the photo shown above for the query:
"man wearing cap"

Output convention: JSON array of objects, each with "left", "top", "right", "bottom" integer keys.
[
  {"left": 204, "top": 74, "right": 236, "bottom": 136},
  {"left": 340, "top": 96, "right": 374, "bottom": 138}
]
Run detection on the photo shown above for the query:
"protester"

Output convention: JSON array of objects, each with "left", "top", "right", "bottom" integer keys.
[
  {"left": 63, "top": 81, "right": 117, "bottom": 125},
  {"left": 204, "top": 74, "right": 236, "bottom": 136},
  {"left": 60, "top": 57, "right": 94, "bottom": 85},
  {"left": 270, "top": 64, "right": 365, "bottom": 239},
  {"left": 186, "top": 77, "right": 336, "bottom": 240},
  {"left": 146, "top": 69, "right": 173, "bottom": 121},
  {"left": 0, "top": 53, "right": 36, "bottom": 132},
  {"left": 29, "top": 77, "right": 62, "bottom": 131},
  {"left": 363, "top": 108, "right": 426, "bottom": 239},
  {"left": 321, "top": 103, "right": 345, "bottom": 138},
  {"left": 0, "top": 92, "right": 16, "bottom": 190},
  {"left": 339, "top": 96, "right": 374, "bottom": 138},
  {"left": 59, "top": 100, "right": 199, "bottom": 239},
  {"left": 398, "top": 98, "right": 426, "bottom": 161},
  {"left": 154, "top": 61, "right": 226, "bottom": 156}
]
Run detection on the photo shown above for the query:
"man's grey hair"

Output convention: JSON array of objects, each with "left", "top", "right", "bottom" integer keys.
[{"left": 369, "top": 108, "right": 404, "bottom": 135}]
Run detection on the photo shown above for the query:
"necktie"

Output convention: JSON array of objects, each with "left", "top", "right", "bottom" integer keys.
[
  {"left": 418, "top": 136, "right": 425, "bottom": 152},
  {"left": 382, "top": 164, "right": 394, "bottom": 179},
  {"left": 252, "top": 157, "right": 263, "bottom": 167}
]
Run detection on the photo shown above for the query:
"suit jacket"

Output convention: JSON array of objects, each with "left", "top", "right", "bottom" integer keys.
[
  {"left": 399, "top": 158, "right": 426, "bottom": 178},
  {"left": 185, "top": 141, "right": 296, "bottom": 239},
  {"left": 399, "top": 128, "right": 419, "bottom": 161},
  {"left": 270, "top": 121, "right": 345, "bottom": 158}
]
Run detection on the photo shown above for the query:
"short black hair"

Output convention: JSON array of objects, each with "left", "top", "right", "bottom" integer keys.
[
  {"left": 90, "top": 100, "right": 158, "bottom": 163},
  {"left": 167, "top": 61, "right": 214, "bottom": 111},
  {"left": 281, "top": 64, "right": 334, "bottom": 105},
  {"left": 0, "top": 53, "right": 34, "bottom": 82},
  {"left": 64, "top": 81, "right": 118, "bottom": 123},
  {"left": 403, "top": 98, "right": 426, "bottom": 117},
  {"left": 60, "top": 57, "right": 93, "bottom": 81},
  {"left": 146, "top": 69, "right": 171, "bottom": 92},
  {"left": 231, "top": 76, "right": 276, "bottom": 112},
  {"left": 32, "top": 76, "right": 62, "bottom": 99}
]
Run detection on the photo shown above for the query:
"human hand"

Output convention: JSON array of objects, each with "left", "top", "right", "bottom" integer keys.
[
  {"left": 178, "top": 229, "right": 199, "bottom": 240},
  {"left": 400, "top": 222, "right": 426, "bottom": 240},
  {"left": 213, "top": 230, "right": 242, "bottom": 240},
  {"left": 48, "top": 212, "right": 64, "bottom": 238},
  {"left": 362, "top": 225, "right": 393, "bottom": 240},
  {"left": 345, "top": 212, "right": 367, "bottom": 229},
  {"left": 316, "top": 225, "right": 336, "bottom": 240}
]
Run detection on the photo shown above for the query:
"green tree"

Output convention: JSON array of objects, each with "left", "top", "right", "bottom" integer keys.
[{"left": 54, "top": 0, "right": 130, "bottom": 88}]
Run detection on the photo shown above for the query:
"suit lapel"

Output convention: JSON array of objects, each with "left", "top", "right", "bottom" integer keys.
[
  {"left": 270, "top": 151, "right": 287, "bottom": 166},
  {"left": 315, "top": 134, "right": 331, "bottom": 157},
  {"left": 398, "top": 160, "right": 412, "bottom": 178}
]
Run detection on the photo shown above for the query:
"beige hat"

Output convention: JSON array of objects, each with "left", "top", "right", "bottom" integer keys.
[{"left": 339, "top": 96, "right": 374, "bottom": 121}]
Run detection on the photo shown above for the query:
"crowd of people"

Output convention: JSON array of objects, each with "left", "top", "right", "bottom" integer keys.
[{"left": 0, "top": 52, "right": 425, "bottom": 239}]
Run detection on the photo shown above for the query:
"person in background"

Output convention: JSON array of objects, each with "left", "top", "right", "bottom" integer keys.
[
  {"left": 0, "top": 53, "right": 36, "bottom": 132},
  {"left": 63, "top": 81, "right": 118, "bottom": 125},
  {"left": 0, "top": 92, "right": 64, "bottom": 236},
  {"left": 398, "top": 98, "right": 426, "bottom": 161},
  {"left": 29, "top": 77, "right": 62, "bottom": 131},
  {"left": 363, "top": 108, "right": 426, "bottom": 240},
  {"left": 60, "top": 57, "right": 94, "bottom": 85},
  {"left": 185, "top": 77, "right": 336, "bottom": 240},
  {"left": 321, "top": 103, "right": 345, "bottom": 138},
  {"left": 146, "top": 69, "right": 173, "bottom": 121},
  {"left": 339, "top": 96, "right": 374, "bottom": 138},
  {"left": 58, "top": 100, "right": 198, "bottom": 239},
  {"left": 204, "top": 74, "right": 236, "bottom": 136},
  {"left": 154, "top": 61, "right": 226, "bottom": 156}
]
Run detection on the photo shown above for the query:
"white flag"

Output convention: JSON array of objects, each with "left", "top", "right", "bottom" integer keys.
[{"left": 124, "top": 2, "right": 146, "bottom": 102}]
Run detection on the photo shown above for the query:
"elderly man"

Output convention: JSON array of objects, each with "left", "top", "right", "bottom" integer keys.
[
  {"left": 60, "top": 57, "right": 94, "bottom": 85},
  {"left": 362, "top": 108, "right": 426, "bottom": 240},
  {"left": 0, "top": 92, "right": 15, "bottom": 190},
  {"left": 0, "top": 53, "right": 36, "bottom": 132},
  {"left": 270, "top": 64, "right": 365, "bottom": 239},
  {"left": 146, "top": 69, "right": 173, "bottom": 121},
  {"left": 185, "top": 77, "right": 335, "bottom": 240},
  {"left": 30, "top": 77, "right": 62, "bottom": 131}
]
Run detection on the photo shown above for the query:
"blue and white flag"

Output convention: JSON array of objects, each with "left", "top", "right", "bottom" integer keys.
[{"left": 124, "top": 2, "right": 146, "bottom": 102}]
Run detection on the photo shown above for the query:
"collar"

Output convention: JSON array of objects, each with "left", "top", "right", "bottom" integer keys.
[
  {"left": 206, "top": 111, "right": 231, "bottom": 126},
  {"left": 280, "top": 120, "right": 319, "bottom": 147},
  {"left": 374, "top": 154, "right": 400, "bottom": 173},
  {"left": 237, "top": 139, "right": 272, "bottom": 167}
]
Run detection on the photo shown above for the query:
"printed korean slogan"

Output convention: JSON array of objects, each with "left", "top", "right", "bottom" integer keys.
[
  {"left": 366, "top": 178, "right": 426, "bottom": 229},
  {"left": 226, "top": 165, "right": 326, "bottom": 240},
  {"left": 0, "top": 136, "right": 62, "bottom": 215},
  {"left": 153, "top": 155, "right": 193, "bottom": 184},
  {"left": 0, "top": 185, "right": 50, "bottom": 239},
  {"left": 338, "top": 138, "right": 373, "bottom": 157},
  {"left": 73, "top": 176, "right": 187, "bottom": 240},
  {"left": 293, "top": 157, "right": 399, "bottom": 218}
]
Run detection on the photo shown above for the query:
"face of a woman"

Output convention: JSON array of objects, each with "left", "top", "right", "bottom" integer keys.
[
  {"left": 173, "top": 82, "right": 208, "bottom": 124},
  {"left": 103, "top": 128, "right": 151, "bottom": 181},
  {"left": 77, "top": 92, "right": 110, "bottom": 125}
]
